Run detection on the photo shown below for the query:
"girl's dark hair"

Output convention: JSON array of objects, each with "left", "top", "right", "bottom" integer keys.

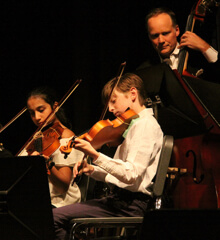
[{"left": 27, "top": 86, "right": 72, "bottom": 129}]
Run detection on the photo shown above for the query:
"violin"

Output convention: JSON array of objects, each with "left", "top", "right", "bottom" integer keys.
[
  {"left": 60, "top": 108, "right": 139, "bottom": 157},
  {"left": 26, "top": 122, "right": 64, "bottom": 157},
  {"left": 24, "top": 122, "right": 64, "bottom": 174}
]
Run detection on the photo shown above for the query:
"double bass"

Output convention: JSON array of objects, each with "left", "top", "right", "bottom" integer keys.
[{"left": 169, "top": 0, "right": 220, "bottom": 208}]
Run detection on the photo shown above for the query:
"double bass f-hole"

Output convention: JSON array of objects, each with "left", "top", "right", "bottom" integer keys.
[{"left": 186, "top": 149, "right": 204, "bottom": 184}]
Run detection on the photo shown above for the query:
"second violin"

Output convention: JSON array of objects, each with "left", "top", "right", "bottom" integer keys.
[{"left": 60, "top": 108, "right": 139, "bottom": 156}]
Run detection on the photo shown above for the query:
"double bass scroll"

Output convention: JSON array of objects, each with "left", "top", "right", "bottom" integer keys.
[{"left": 178, "top": 0, "right": 219, "bottom": 76}]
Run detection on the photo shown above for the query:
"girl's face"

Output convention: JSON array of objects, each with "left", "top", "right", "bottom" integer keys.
[
  {"left": 108, "top": 89, "right": 132, "bottom": 117},
  {"left": 27, "top": 96, "right": 54, "bottom": 126}
]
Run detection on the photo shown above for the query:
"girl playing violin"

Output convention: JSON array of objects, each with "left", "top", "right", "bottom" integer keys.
[
  {"left": 53, "top": 73, "right": 164, "bottom": 240},
  {"left": 21, "top": 86, "right": 84, "bottom": 208}
]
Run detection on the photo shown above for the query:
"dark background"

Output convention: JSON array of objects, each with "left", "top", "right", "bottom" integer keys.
[{"left": 0, "top": 0, "right": 197, "bottom": 155}]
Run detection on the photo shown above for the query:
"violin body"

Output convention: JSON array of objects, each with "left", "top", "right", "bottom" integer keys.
[
  {"left": 60, "top": 109, "right": 139, "bottom": 154},
  {"left": 82, "top": 119, "right": 125, "bottom": 149},
  {"left": 26, "top": 122, "right": 64, "bottom": 157},
  {"left": 84, "top": 109, "right": 139, "bottom": 149}
]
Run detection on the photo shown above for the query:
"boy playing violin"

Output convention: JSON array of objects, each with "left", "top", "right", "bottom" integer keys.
[{"left": 53, "top": 73, "right": 163, "bottom": 240}]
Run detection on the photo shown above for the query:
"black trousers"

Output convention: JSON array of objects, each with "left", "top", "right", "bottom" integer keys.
[{"left": 53, "top": 187, "right": 153, "bottom": 240}]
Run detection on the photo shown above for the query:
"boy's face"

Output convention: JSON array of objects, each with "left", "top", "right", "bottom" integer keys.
[
  {"left": 108, "top": 89, "right": 132, "bottom": 117},
  {"left": 147, "top": 13, "right": 180, "bottom": 58}
]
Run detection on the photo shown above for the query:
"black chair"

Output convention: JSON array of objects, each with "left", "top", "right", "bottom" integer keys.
[{"left": 69, "top": 135, "right": 174, "bottom": 240}]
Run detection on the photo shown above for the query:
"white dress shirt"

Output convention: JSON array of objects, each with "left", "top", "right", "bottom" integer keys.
[{"left": 91, "top": 108, "right": 163, "bottom": 196}]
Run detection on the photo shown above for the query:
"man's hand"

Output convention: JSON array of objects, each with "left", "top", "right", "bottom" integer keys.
[{"left": 179, "top": 31, "right": 210, "bottom": 53}]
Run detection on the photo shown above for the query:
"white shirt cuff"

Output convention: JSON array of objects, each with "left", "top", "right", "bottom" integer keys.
[{"left": 203, "top": 46, "right": 218, "bottom": 63}]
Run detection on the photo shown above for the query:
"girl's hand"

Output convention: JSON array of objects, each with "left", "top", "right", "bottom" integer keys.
[
  {"left": 31, "top": 151, "right": 49, "bottom": 160},
  {"left": 31, "top": 150, "right": 40, "bottom": 156}
]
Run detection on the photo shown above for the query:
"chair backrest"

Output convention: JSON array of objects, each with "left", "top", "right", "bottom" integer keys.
[{"left": 153, "top": 135, "right": 174, "bottom": 198}]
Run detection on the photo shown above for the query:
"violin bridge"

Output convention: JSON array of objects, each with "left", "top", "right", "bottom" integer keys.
[{"left": 33, "top": 131, "right": 43, "bottom": 139}]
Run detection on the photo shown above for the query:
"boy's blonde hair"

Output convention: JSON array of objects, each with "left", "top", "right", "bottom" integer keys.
[{"left": 102, "top": 73, "right": 146, "bottom": 105}]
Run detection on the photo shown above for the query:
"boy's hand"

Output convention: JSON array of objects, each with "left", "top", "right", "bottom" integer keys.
[
  {"left": 73, "top": 138, "right": 100, "bottom": 160},
  {"left": 73, "top": 156, "right": 94, "bottom": 178}
]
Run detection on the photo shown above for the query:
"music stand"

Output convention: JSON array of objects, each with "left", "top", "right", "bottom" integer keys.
[
  {"left": 136, "top": 63, "right": 220, "bottom": 138},
  {"left": 0, "top": 156, "right": 54, "bottom": 240}
]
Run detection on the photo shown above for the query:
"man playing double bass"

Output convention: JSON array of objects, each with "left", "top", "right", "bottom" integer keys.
[
  {"left": 138, "top": 7, "right": 219, "bottom": 83},
  {"left": 135, "top": 6, "right": 220, "bottom": 209}
]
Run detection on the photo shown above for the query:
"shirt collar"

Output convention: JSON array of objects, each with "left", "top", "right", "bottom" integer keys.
[
  {"left": 122, "top": 108, "right": 152, "bottom": 138},
  {"left": 171, "top": 43, "right": 180, "bottom": 56},
  {"left": 138, "top": 108, "right": 154, "bottom": 118},
  {"left": 159, "top": 43, "right": 180, "bottom": 61}
]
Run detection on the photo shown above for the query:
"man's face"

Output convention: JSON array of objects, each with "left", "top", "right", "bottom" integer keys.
[{"left": 147, "top": 13, "right": 180, "bottom": 58}]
